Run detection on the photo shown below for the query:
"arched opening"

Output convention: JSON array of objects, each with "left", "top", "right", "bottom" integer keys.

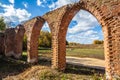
[
  {"left": 57, "top": 2, "right": 109, "bottom": 78},
  {"left": 66, "top": 9, "right": 105, "bottom": 77},
  {"left": 21, "top": 16, "right": 53, "bottom": 67},
  {"left": 38, "top": 22, "right": 52, "bottom": 66},
  {"left": 66, "top": 9, "right": 104, "bottom": 58}
]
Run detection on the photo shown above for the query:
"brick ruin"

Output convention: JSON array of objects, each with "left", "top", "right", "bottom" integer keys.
[{"left": 0, "top": 0, "right": 120, "bottom": 79}]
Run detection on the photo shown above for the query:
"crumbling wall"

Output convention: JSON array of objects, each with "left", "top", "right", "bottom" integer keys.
[
  {"left": 4, "top": 25, "right": 25, "bottom": 58},
  {"left": 4, "top": 28, "right": 16, "bottom": 57},
  {"left": 0, "top": 32, "right": 5, "bottom": 55}
]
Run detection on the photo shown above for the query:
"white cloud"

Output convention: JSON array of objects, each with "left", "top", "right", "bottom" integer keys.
[
  {"left": 0, "top": 3, "right": 31, "bottom": 26},
  {"left": 67, "top": 30, "right": 100, "bottom": 44},
  {"left": 48, "top": 2, "right": 56, "bottom": 9},
  {"left": 68, "top": 10, "right": 99, "bottom": 34},
  {"left": 22, "top": 2, "right": 28, "bottom": 8},
  {"left": 37, "top": 0, "right": 42, "bottom": 6},
  {"left": 48, "top": 0, "right": 79, "bottom": 9},
  {"left": 9, "top": 0, "right": 14, "bottom": 4}
]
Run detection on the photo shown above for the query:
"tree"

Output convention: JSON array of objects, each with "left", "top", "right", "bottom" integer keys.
[
  {"left": 39, "top": 31, "right": 52, "bottom": 48},
  {"left": 66, "top": 40, "right": 69, "bottom": 45},
  {"left": 93, "top": 40, "right": 104, "bottom": 44},
  {"left": 23, "top": 31, "right": 69, "bottom": 50},
  {"left": 0, "top": 17, "right": 6, "bottom": 31},
  {"left": 22, "top": 35, "right": 27, "bottom": 51}
]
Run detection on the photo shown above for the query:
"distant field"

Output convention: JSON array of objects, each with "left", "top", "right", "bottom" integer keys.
[
  {"left": 66, "top": 48, "right": 104, "bottom": 60},
  {"left": 32, "top": 44, "right": 105, "bottom": 60}
]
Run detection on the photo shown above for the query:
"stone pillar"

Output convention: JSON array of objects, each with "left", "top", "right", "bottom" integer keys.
[{"left": 14, "top": 25, "right": 25, "bottom": 59}]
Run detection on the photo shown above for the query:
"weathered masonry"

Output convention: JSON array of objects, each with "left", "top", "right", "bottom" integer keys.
[{"left": 0, "top": 0, "right": 120, "bottom": 79}]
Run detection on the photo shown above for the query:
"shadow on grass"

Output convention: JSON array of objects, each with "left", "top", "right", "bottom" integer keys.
[
  {"left": 65, "top": 64, "right": 105, "bottom": 75},
  {"left": 0, "top": 55, "right": 105, "bottom": 79},
  {"left": 0, "top": 55, "right": 31, "bottom": 79}
]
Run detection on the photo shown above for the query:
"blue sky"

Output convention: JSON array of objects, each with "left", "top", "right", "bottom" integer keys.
[{"left": 0, "top": 0, "right": 103, "bottom": 44}]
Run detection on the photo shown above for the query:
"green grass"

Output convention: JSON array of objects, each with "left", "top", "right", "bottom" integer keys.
[
  {"left": 1, "top": 45, "right": 105, "bottom": 79},
  {"left": 36, "top": 47, "right": 104, "bottom": 60},
  {"left": 66, "top": 48, "right": 104, "bottom": 59}
]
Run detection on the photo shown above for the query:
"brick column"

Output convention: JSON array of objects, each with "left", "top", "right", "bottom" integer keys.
[
  {"left": 103, "top": 24, "right": 120, "bottom": 79},
  {"left": 51, "top": 33, "right": 66, "bottom": 71}
]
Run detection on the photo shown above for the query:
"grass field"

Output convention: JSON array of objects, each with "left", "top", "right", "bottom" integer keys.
[
  {"left": 66, "top": 48, "right": 104, "bottom": 59},
  {"left": 37, "top": 47, "right": 104, "bottom": 60}
]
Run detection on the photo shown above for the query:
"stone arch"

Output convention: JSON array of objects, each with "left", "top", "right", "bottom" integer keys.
[{"left": 56, "top": 0, "right": 120, "bottom": 79}]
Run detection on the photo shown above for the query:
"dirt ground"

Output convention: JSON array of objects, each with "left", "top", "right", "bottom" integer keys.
[{"left": 66, "top": 57, "right": 105, "bottom": 70}]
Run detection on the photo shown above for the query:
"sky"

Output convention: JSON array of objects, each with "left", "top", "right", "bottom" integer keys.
[{"left": 0, "top": 0, "right": 103, "bottom": 44}]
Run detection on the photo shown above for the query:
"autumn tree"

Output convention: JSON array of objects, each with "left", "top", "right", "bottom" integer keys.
[{"left": 93, "top": 40, "right": 104, "bottom": 44}]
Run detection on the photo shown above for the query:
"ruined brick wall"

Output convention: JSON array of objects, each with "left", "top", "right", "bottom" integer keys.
[
  {"left": 14, "top": 25, "right": 25, "bottom": 58},
  {"left": 4, "top": 28, "right": 16, "bottom": 57},
  {"left": 0, "top": 32, "right": 5, "bottom": 55},
  {"left": 4, "top": 25, "right": 25, "bottom": 58}
]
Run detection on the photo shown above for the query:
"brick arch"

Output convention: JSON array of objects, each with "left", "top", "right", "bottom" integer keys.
[
  {"left": 23, "top": 16, "right": 53, "bottom": 63},
  {"left": 23, "top": 16, "right": 45, "bottom": 63},
  {"left": 57, "top": 0, "right": 120, "bottom": 79},
  {"left": 21, "top": 0, "right": 120, "bottom": 79}
]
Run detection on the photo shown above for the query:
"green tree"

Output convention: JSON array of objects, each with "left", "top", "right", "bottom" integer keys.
[
  {"left": 39, "top": 31, "right": 52, "bottom": 48},
  {"left": 22, "top": 35, "right": 27, "bottom": 51},
  {"left": 0, "top": 17, "right": 6, "bottom": 31},
  {"left": 23, "top": 31, "right": 69, "bottom": 50}
]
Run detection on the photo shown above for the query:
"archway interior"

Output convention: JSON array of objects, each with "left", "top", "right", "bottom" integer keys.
[
  {"left": 66, "top": 9, "right": 105, "bottom": 67},
  {"left": 38, "top": 22, "right": 52, "bottom": 65}
]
